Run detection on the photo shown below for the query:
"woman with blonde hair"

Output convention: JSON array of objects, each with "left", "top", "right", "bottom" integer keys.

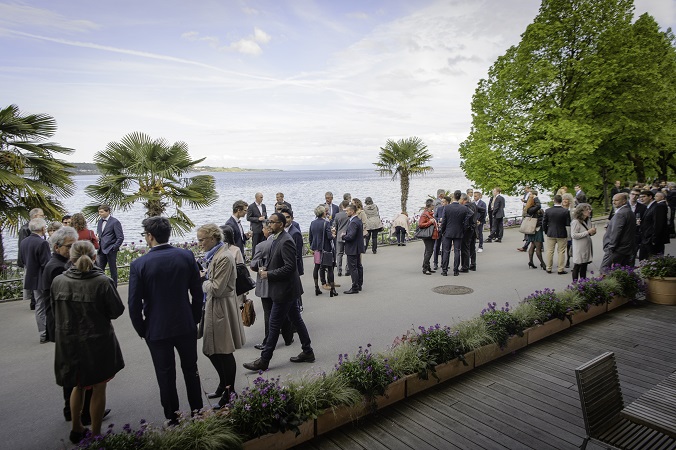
[
  {"left": 351, "top": 198, "right": 369, "bottom": 251},
  {"left": 197, "top": 223, "right": 245, "bottom": 408},
  {"left": 309, "top": 205, "right": 338, "bottom": 297},
  {"left": 51, "top": 240, "right": 124, "bottom": 444},
  {"left": 571, "top": 203, "right": 596, "bottom": 281},
  {"left": 363, "top": 197, "right": 383, "bottom": 254},
  {"left": 562, "top": 193, "right": 575, "bottom": 268},
  {"left": 70, "top": 212, "right": 99, "bottom": 250}
]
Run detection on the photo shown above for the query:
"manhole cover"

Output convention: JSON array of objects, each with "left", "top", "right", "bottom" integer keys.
[{"left": 433, "top": 285, "right": 474, "bottom": 295}]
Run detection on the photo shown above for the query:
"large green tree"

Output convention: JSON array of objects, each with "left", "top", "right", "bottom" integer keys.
[
  {"left": 459, "top": 0, "right": 676, "bottom": 206},
  {"left": 84, "top": 132, "right": 218, "bottom": 235},
  {"left": 0, "top": 104, "right": 75, "bottom": 266},
  {"left": 374, "top": 136, "right": 433, "bottom": 213}
]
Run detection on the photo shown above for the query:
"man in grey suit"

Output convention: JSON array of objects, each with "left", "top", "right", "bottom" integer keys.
[
  {"left": 333, "top": 200, "right": 350, "bottom": 276},
  {"left": 440, "top": 190, "right": 473, "bottom": 276},
  {"left": 543, "top": 195, "right": 571, "bottom": 274},
  {"left": 601, "top": 193, "right": 636, "bottom": 270},
  {"left": 96, "top": 204, "right": 124, "bottom": 287}
]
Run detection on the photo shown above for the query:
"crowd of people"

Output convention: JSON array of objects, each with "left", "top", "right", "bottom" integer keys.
[{"left": 13, "top": 180, "right": 675, "bottom": 444}]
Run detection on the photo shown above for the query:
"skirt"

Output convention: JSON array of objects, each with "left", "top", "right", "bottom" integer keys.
[{"left": 526, "top": 228, "right": 544, "bottom": 243}]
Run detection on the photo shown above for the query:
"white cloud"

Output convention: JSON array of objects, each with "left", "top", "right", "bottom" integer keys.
[
  {"left": 0, "top": 2, "right": 98, "bottom": 33},
  {"left": 180, "top": 27, "right": 271, "bottom": 56}
]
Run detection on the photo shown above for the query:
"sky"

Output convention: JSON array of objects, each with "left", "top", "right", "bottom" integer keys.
[{"left": 1, "top": 0, "right": 674, "bottom": 170}]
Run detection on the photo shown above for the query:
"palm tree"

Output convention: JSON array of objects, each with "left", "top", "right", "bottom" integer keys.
[
  {"left": 374, "top": 137, "right": 433, "bottom": 213},
  {"left": 84, "top": 132, "right": 218, "bottom": 235},
  {"left": 0, "top": 104, "right": 75, "bottom": 267}
]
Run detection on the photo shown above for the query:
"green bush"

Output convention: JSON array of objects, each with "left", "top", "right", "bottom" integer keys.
[
  {"left": 286, "top": 371, "right": 362, "bottom": 420},
  {"left": 335, "top": 344, "right": 396, "bottom": 398}
]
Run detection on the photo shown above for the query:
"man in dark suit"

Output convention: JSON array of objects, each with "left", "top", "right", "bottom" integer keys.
[
  {"left": 342, "top": 204, "right": 365, "bottom": 293},
  {"left": 440, "top": 190, "right": 473, "bottom": 276},
  {"left": 324, "top": 191, "right": 340, "bottom": 225},
  {"left": 20, "top": 217, "right": 51, "bottom": 343},
  {"left": 243, "top": 213, "right": 315, "bottom": 371},
  {"left": 474, "top": 191, "right": 487, "bottom": 251},
  {"left": 432, "top": 196, "right": 448, "bottom": 270},
  {"left": 638, "top": 190, "right": 666, "bottom": 260},
  {"left": 128, "top": 216, "right": 203, "bottom": 425},
  {"left": 274, "top": 192, "right": 292, "bottom": 212},
  {"left": 18, "top": 207, "right": 44, "bottom": 310},
  {"left": 460, "top": 193, "right": 478, "bottom": 272},
  {"left": 279, "top": 207, "right": 304, "bottom": 278},
  {"left": 601, "top": 193, "right": 636, "bottom": 270},
  {"left": 246, "top": 192, "right": 267, "bottom": 255},
  {"left": 487, "top": 188, "right": 505, "bottom": 242},
  {"left": 224, "top": 200, "right": 250, "bottom": 257},
  {"left": 333, "top": 201, "right": 350, "bottom": 276},
  {"left": 96, "top": 204, "right": 124, "bottom": 287},
  {"left": 654, "top": 192, "right": 670, "bottom": 254},
  {"left": 543, "top": 195, "right": 571, "bottom": 274},
  {"left": 574, "top": 184, "right": 587, "bottom": 206}
]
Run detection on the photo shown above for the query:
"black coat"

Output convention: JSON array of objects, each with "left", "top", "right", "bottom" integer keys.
[
  {"left": 543, "top": 205, "right": 570, "bottom": 238},
  {"left": 43, "top": 253, "right": 70, "bottom": 342},
  {"left": 52, "top": 266, "right": 125, "bottom": 387},
  {"left": 19, "top": 233, "right": 51, "bottom": 290},
  {"left": 246, "top": 203, "right": 267, "bottom": 234},
  {"left": 441, "top": 203, "right": 472, "bottom": 239},
  {"left": 224, "top": 216, "right": 247, "bottom": 256},
  {"left": 266, "top": 231, "right": 302, "bottom": 303},
  {"left": 343, "top": 216, "right": 365, "bottom": 255}
]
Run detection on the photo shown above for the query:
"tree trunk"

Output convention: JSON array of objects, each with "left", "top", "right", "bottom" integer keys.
[
  {"left": 400, "top": 172, "right": 410, "bottom": 213},
  {"left": 0, "top": 232, "right": 5, "bottom": 272}
]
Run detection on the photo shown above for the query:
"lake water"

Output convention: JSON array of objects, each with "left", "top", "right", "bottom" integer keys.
[{"left": 3, "top": 167, "right": 532, "bottom": 259}]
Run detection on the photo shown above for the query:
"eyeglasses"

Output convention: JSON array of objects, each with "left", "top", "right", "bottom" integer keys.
[{"left": 141, "top": 232, "right": 147, "bottom": 237}]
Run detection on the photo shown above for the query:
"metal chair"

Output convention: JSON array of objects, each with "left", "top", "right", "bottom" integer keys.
[{"left": 575, "top": 352, "right": 676, "bottom": 450}]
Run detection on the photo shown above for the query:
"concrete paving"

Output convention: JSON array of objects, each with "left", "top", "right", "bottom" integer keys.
[{"left": 1, "top": 225, "right": 672, "bottom": 449}]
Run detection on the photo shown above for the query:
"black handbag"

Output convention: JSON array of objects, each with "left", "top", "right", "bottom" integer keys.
[
  {"left": 235, "top": 262, "right": 256, "bottom": 295},
  {"left": 414, "top": 225, "right": 434, "bottom": 239},
  {"left": 320, "top": 224, "right": 335, "bottom": 267}
]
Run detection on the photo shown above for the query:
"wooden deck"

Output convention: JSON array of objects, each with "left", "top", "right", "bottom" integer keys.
[{"left": 296, "top": 302, "right": 676, "bottom": 450}]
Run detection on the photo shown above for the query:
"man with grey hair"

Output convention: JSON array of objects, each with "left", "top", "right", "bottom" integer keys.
[
  {"left": 601, "top": 192, "right": 636, "bottom": 270},
  {"left": 17, "top": 207, "right": 45, "bottom": 310},
  {"left": 19, "top": 217, "right": 51, "bottom": 343}
]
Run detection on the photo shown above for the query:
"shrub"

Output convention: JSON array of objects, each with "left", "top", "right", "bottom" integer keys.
[
  {"left": 523, "top": 288, "right": 572, "bottom": 323},
  {"left": 604, "top": 265, "right": 643, "bottom": 298},
  {"left": 480, "top": 302, "right": 523, "bottom": 348},
  {"left": 335, "top": 344, "right": 396, "bottom": 398},
  {"left": 638, "top": 255, "right": 676, "bottom": 279},
  {"left": 570, "top": 277, "right": 613, "bottom": 309},
  {"left": 75, "top": 420, "right": 151, "bottom": 450},
  {"left": 451, "top": 316, "right": 495, "bottom": 353},
  {"left": 412, "top": 325, "right": 464, "bottom": 365},
  {"left": 147, "top": 412, "right": 242, "bottom": 450},
  {"left": 388, "top": 338, "right": 434, "bottom": 379},
  {"left": 509, "top": 301, "right": 541, "bottom": 329},
  {"left": 286, "top": 371, "right": 361, "bottom": 421}
]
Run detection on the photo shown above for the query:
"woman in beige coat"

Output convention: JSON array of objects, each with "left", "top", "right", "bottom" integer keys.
[
  {"left": 197, "top": 223, "right": 245, "bottom": 408},
  {"left": 570, "top": 203, "right": 596, "bottom": 282}
]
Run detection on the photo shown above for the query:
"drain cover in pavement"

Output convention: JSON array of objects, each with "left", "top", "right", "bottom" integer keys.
[{"left": 433, "top": 285, "right": 474, "bottom": 295}]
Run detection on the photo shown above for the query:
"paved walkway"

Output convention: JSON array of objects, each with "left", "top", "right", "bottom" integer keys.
[{"left": 0, "top": 226, "right": 672, "bottom": 449}]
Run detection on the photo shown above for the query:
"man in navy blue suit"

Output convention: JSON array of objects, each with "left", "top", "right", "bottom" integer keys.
[
  {"left": 19, "top": 217, "right": 51, "bottom": 343},
  {"left": 440, "top": 190, "right": 473, "bottom": 276},
  {"left": 96, "top": 205, "right": 124, "bottom": 287},
  {"left": 324, "top": 192, "right": 340, "bottom": 225},
  {"left": 342, "top": 204, "right": 365, "bottom": 294},
  {"left": 128, "top": 216, "right": 203, "bottom": 425},
  {"left": 224, "top": 200, "right": 250, "bottom": 257}
]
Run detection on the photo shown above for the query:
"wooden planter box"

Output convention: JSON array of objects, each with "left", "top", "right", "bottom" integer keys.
[
  {"left": 526, "top": 318, "right": 570, "bottom": 344},
  {"left": 406, "top": 352, "right": 475, "bottom": 396},
  {"left": 315, "top": 378, "right": 406, "bottom": 435},
  {"left": 646, "top": 278, "right": 676, "bottom": 305},
  {"left": 243, "top": 420, "right": 314, "bottom": 450},
  {"left": 571, "top": 303, "right": 607, "bottom": 325},
  {"left": 607, "top": 295, "right": 630, "bottom": 311},
  {"left": 475, "top": 334, "right": 528, "bottom": 367}
]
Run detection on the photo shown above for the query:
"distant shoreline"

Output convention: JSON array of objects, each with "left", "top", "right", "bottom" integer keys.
[{"left": 68, "top": 162, "right": 281, "bottom": 175}]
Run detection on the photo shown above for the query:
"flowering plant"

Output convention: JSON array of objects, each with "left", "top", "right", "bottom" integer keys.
[
  {"left": 480, "top": 302, "right": 523, "bottom": 348},
  {"left": 571, "top": 277, "right": 614, "bottom": 308},
  {"left": 335, "top": 344, "right": 397, "bottom": 398},
  {"left": 603, "top": 264, "right": 644, "bottom": 298},
  {"left": 523, "top": 288, "right": 572, "bottom": 323},
  {"left": 638, "top": 255, "right": 676, "bottom": 279},
  {"left": 227, "top": 374, "right": 300, "bottom": 440},
  {"left": 412, "top": 324, "right": 465, "bottom": 365},
  {"left": 75, "top": 421, "right": 150, "bottom": 449}
]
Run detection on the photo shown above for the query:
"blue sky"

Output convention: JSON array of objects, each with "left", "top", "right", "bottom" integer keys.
[{"left": 1, "top": 0, "right": 674, "bottom": 170}]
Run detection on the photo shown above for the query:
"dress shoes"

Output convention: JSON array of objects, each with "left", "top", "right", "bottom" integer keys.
[
  {"left": 337, "top": 270, "right": 342, "bottom": 276},
  {"left": 558, "top": 271, "right": 568, "bottom": 275},
  {"left": 69, "top": 429, "right": 89, "bottom": 444},
  {"left": 517, "top": 247, "right": 526, "bottom": 252},
  {"left": 459, "top": 268, "right": 469, "bottom": 273},
  {"left": 495, "top": 239, "right": 502, "bottom": 243},
  {"left": 30, "top": 303, "right": 36, "bottom": 311},
  {"left": 358, "top": 286, "right": 362, "bottom": 291},
  {"left": 290, "top": 351, "right": 316, "bottom": 363},
  {"left": 453, "top": 271, "right": 459, "bottom": 276},
  {"left": 243, "top": 358, "right": 269, "bottom": 371},
  {"left": 285, "top": 338, "right": 294, "bottom": 346},
  {"left": 546, "top": 270, "right": 552, "bottom": 274},
  {"left": 469, "top": 266, "right": 476, "bottom": 271},
  {"left": 254, "top": 343, "right": 265, "bottom": 350},
  {"left": 343, "top": 289, "right": 359, "bottom": 294},
  {"left": 207, "top": 392, "right": 222, "bottom": 399},
  {"left": 433, "top": 264, "right": 439, "bottom": 270},
  {"left": 441, "top": 271, "right": 448, "bottom": 276}
]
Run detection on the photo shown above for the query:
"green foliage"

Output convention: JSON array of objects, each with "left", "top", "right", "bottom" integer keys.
[
  {"left": 84, "top": 132, "right": 218, "bottom": 235},
  {"left": 509, "top": 301, "right": 542, "bottom": 329},
  {"left": 374, "top": 136, "right": 433, "bottom": 213},
  {"left": 387, "top": 339, "right": 434, "bottom": 380},
  {"left": 479, "top": 302, "right": 524, "bottom": 348},
  {"left": 450, "top": 316, "right": 495, "bottom": 353},
  {"left": 603, "top": 265, "right": 643, "bottom": 298},
  {"left": 523, "top": 288, "right": 572, "bottom": 322},
  {"left": 286, "top": 371, "right": 362, "bottom": 421},
  {"left": 459, "top": 0, "right": 676, "bottom": 199},
  {"left": 147, "top": 413, "right": 242, "bottom": 450},
  {"left": 227, "top": 374, "right": 299, "bottom": 441},
  {"left": 411, "top": 324, "right": 464, "bottom": 365},
  {"left": 638, "top": 255, "right": 676, "bottom": 278},
  {"left": 335, "top": 344, "right": 397, "bottom": 398}
]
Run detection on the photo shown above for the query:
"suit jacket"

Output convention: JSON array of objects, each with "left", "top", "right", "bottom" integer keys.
[
  {"left": 641, "top": 202, "right": 667, "bottom": 245},
  {"left": 575, "top": 190, "right": 587, "bottom": 205},
  {"left": 440, "top": 202, "right": 472, "bottom": 239},
  {"left": 266, "top": 231, "right": 301, "bottom": 303},
  {"left": 128, "top": 245, "right": 203, "bottom": 340},
  {"left": 97, "top": 216, "right": 124, "bottom": 254},
  {"left": 603, "top": 205, "right": 636, "bottom": 256},
  {"left": 287, "top": 225, "right": 304, "bottom": 276},
  {"left": 492, "top": 195, "right": 505, "bottom": 219},
  {"left": 246, "top": 203, "right": 267, "bottom": 234},
  {"left": 16, "top": 222, "right": 31, "bottom": 268},
  {"left": 224, "top": 216, "right": 247, "bottom": 256},
  {"left": 333, "top": 211, "right": 349, "bottom": 242},
  {"left": 476, "top": 199, "right": 487, "bottom": 224},
  {"left": 20, "top": 233, "right": 51, "bottom": 290},
  {"left": 654, "top": 201, "right": 670, "bottom": 244},
  {"left": 309, "top": 218, "right": 333, "bottom": 252},
  {"left": 543, "top": 205, "right": 570, "bottom": 238},
  {"left": 250, "top": 236, "right": 273, "bottom": 298},
  {"left": 343, "top": 216, "right": 365, "bottom": 255}
]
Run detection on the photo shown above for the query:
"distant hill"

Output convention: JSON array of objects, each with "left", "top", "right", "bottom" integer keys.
[{"left": 68, "top": 163, "right": 279, "bottom": 175}]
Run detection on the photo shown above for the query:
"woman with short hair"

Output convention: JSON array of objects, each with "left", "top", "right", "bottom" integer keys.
[
  {"left": 363, "top": 197, "right": 383, "bottom": 254},
  {"left": 571, "top": 203, "right": 597, "bottom": 282},
  {"left": 51, "top": 241, "right": 124, "bottom": 444},
  {"left": 309, "top": 205, "right": 338, "bottom": 297},
  {"left": 197, "top": 223, "right": 245, "bottom": 408},
  {"left": 70, "top": 213, "right": 99, "bottom": 250}
]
